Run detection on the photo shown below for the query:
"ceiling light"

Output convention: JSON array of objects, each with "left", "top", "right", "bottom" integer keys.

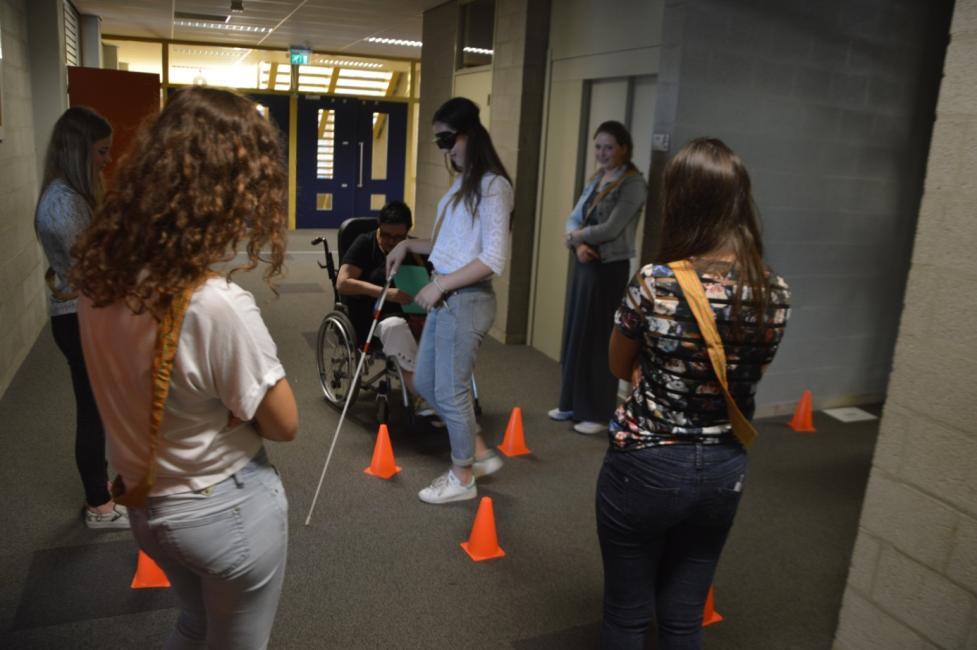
[
  {"left": 174, "top": 19, "right": 269, "bottom": 33},
  {"left": 463, "top": 46, "right": 493, "bottom": 55},
  {"left": 317, "top": 58, "right": 384, "bottom": 69},
  {"left": 366, "top": 37, "right": 422, "bottom": 47}
]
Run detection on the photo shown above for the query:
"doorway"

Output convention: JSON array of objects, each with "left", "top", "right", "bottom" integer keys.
[{"left": 295, "top": 96, "right": 408, "bottom": 228}]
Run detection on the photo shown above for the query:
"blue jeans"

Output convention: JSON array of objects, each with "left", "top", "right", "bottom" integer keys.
[
  {"left": 595, "top": 443, "right": 747, "bottom": 650},
  {"left": 128, "top": 448, "right": 289, "bottom": 650},
  {"left": 414, "top": 282, "right": 495, "bottom": 466}
]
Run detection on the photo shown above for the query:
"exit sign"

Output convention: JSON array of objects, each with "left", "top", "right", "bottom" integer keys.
[{"left": 289, "top": 47, "right": 310, "bottom": 65}]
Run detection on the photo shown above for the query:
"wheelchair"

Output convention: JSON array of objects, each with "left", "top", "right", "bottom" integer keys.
[{"left": 311, "top": 217, "right": 481, "bottom": 427}]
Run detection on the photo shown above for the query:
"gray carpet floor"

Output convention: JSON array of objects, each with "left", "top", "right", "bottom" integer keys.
[{"left": 0, "top": 232, "right": 878, "bottom": 648}]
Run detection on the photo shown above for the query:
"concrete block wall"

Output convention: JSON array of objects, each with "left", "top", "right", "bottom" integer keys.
[
  {"left": 834, "top": 0, "right": 977, "bottom": 646},
  {"left": 654, "top": 0, "right": 952, "bottom": 415},
  {"left": 415, "top": 3, "right": 458, "bottom": 239},
  {"left": 0, "top": 0, "right": 44, "bottom": 399},
  {"left": 488, "top": 0, "right": 549, "bottom": 343}
]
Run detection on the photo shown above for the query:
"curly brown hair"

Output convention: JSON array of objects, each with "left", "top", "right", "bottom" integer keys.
[{"left": 72, "top": 87, "right": 287, "bottom": 319}]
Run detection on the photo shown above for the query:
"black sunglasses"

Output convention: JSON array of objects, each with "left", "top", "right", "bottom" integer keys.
[{"left": 434, "top": 130, "right": 459, "bottom": 150}]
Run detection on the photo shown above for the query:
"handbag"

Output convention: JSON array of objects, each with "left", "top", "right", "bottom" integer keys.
[
  {"left": 110, "top": 284, "right": 195, "bottom": 507},
  {"left": 667, "top": 260, "right": 759, "bottom": 447}
]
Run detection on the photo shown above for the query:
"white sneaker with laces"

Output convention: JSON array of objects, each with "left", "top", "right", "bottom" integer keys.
[
  {"left": 418, "top": 470, "right": 476, "bottom": 504},
  {"left": 573, "top": 421, "right": 607, "bottom": 435},
  {"left": 548, "top": 408, "right": 574, "bottom": 421},
  {"left": 84, "top": 505, "right": 130, "bottom": 530},
  {"left": 473, "top": 451, "right": 503, "bottom": 478}
]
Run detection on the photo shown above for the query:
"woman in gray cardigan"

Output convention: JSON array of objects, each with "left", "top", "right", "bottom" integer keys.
[
  {"left": 34, "top": 106, "right": 127, "bottom": 528},
  {"left": 550, "top": 121, "right": 648, "bottom": 435}
]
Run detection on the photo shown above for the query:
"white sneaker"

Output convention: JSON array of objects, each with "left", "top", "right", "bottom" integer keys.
[
  {"left": 473, "top": 451, "right": 503, "bottom": 478},
  {"left": 418, "top": 470, "right": 477, "bottom": 504},
  {"left": 573, "top": 421, "right": 607, "bottom": 435},
  {"left": 84, "top": 505, "right": 130, "bottom": 530},
  {"left": 548, "top": 408, "right": 574, "bottom": 421}
]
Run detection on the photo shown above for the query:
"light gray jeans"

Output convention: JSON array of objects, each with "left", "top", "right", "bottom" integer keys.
[
  {"left": 128, "top": 448, "right": 288, "bottom": 650},
  {"left": 414, "top": 282, "right": 495, "bottom": 466}
]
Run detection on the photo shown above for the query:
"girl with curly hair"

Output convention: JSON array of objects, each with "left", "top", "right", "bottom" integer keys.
[{"left": 73, "top": 87, "right": 298, "bottom": 648}]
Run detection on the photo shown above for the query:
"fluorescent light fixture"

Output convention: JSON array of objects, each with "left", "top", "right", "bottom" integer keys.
[
  {"left": 317, "top": 58, "right": 384, "bottom": 69},
  {"left": 175, "top": 20, "right": 269, "bottom": 33},
  {"left": 366, "top": 37, "right": 422, "bottom": 47},
  {"left": 463, "top": 46, "right": 493, "bottom": 55}
]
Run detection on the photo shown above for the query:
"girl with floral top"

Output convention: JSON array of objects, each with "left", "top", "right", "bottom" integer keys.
[{"left": 597, "top": 138, "right": 791, "bottom": 649}]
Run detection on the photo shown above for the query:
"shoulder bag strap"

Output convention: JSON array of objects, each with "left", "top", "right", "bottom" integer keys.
[
  {"left": 582, "top": 168, "right": 640, "bottom": 224},
  {"left": 111, "top": 284, "right": 196, "bottom": 507},
  {"left": 668, "top": 259, "right": 758, "bottom": 448}
]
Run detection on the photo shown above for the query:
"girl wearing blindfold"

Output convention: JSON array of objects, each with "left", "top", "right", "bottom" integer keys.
[{"left": 386, "top": 97, "right": 513, "bottom": 505}]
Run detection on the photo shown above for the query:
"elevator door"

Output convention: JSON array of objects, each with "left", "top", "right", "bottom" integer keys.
[{"left": 296, "top": 96, "right": 407, "bottom": 228}]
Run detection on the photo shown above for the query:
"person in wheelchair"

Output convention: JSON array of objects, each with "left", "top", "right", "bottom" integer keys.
[{"left": 335, "top": 201, "right": 438, "bottom": 420}]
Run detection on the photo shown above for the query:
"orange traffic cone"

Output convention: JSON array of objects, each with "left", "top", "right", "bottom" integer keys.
[
  {"left": 364, "top": 424, "right": 402, "bottom": 479},
  {"left": 497, "top": 407, "right": 531, "bottom": 457},
  {"left": 461, "top": 496, "right": 506, "bottom": 561},
  {"left": 702, "top": 585, "right": 723, "bottom": 626},
  {"left": 130, "top": 550, "right": 170, "bottom": 589},
  {"left": 788, "top": 389, "right": 816, "bottom": 432}
]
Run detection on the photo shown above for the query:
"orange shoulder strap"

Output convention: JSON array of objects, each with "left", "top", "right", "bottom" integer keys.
[
  {"left": 667, "top": 260, "right": 758, "bottom": 448},
  {"left": 111, "top": 284, "right": 196, "bottom": 507}
]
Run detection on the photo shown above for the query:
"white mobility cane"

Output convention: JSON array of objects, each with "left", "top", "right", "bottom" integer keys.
[{"left": 305, "top": 274, "right": 394, "bottom": 526}]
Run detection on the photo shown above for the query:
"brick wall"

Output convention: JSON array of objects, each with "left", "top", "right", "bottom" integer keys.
[
  {"left": 0, "top": 0, "right": 44, "bottom": 399},
  {"left": 415, "top": 3, "right": 458, "bottom": 240},
  {"left": 486, "top": 0, "right": 549, "bottom": 343},
  {"left": 834, "top": 0, "right": 977, "bottom": 647}
]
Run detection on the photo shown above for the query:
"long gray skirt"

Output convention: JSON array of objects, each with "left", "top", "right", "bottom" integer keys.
[{"left": 558, "top": 255, "right": 630, "bottom": 423}]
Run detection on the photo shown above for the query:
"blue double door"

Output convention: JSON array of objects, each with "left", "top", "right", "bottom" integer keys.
[{"left": 295, "top": 96, "right": 408, "bottom": 228}]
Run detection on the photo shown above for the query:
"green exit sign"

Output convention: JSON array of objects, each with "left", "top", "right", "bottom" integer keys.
[{"left": 289, "top": 47, "right": 310, "bottom": 65}]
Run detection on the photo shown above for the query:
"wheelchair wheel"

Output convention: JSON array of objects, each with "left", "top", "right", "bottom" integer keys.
[{"left": 316, "top": 312, "right": 359, "bottom": 408}]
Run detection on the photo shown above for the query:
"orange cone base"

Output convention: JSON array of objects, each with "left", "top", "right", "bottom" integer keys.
[
  {"left": 364, "top": 464, "right": 402, "bottom": 479},
  {"left": 461, "top": 540, "right": 506, "bottom": 562},
  {"left": 497, "top": 442, "right": 531, "bottom": 457},
  {"left": 130, "top": 550, "right": 170, "bottom": 589}
]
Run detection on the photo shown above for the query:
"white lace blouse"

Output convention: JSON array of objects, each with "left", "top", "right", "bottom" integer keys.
[{"left": 428, "top": 173, "right": 513, "bottom": 276}]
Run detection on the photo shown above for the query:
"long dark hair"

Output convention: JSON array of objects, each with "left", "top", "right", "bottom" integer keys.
[
  {"left": 72, "top": 87, "right": 287, "bottom": 320},
  {"left": 432, "top": 97, "right": 511, "bottom": 217},
  {"left": 593, "top": 120, "right": 639, "bottom": 174},
  {"left": 40, "top": 106, "right": 113, "bottom": 208},
  {"left": 657, "top": 137, "right": 769, "bottom": 331}
]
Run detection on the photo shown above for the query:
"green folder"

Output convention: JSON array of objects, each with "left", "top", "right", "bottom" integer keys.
[{"left": 394, "top": 265, "right": 430, "bottom": 314}]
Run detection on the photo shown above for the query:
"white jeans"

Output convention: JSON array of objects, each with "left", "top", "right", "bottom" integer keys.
[
  {"left": 376, "top": 316, "right": 418, "bottom": 372},
  {"left": 127, "top": 448, "right": 288, "bottom": 650}
]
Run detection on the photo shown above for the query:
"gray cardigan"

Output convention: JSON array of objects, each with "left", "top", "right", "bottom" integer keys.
[
  {"left": 564, "top": 171, "right": 648, "bottom": 263},
  {"left": 35, "top": 178, "right": 92, "bottom": 317}
]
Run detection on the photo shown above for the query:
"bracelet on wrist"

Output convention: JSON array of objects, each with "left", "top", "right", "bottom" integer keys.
[{"left": 432, "top": 277, "right": 447, "bottom": 294}]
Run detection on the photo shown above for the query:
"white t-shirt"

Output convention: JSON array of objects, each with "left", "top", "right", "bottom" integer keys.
[
  {"left": 78, "top": 278, "right": 285, "bottom": 496},
  {"left": 428, "top": 173, "right": 513, "bottom": 276}
]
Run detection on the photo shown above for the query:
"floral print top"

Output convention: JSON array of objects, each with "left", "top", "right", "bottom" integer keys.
[{"left": 611, "top": 260, "right": 791, "bottom": 450}]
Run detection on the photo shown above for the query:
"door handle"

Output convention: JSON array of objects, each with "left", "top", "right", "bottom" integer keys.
[{"left": 358, "top": 142, "right": 364, "bottom": 188}]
